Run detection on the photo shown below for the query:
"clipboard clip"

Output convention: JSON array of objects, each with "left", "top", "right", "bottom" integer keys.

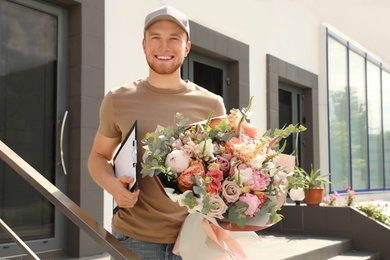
[{"left": 132, "top": 140, "right": 137, "bottom": 167}]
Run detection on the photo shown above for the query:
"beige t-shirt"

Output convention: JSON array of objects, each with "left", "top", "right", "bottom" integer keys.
[{"left": 98, "top": 78, "right": 226, "bottom": 243}]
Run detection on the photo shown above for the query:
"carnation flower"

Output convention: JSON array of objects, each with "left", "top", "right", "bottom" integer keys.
[
  {"left": 206, "top": 169, "right": 223, "bottom": 194},
  {"left": 245, "top": 171, "right": 271, "bottom": 191}
]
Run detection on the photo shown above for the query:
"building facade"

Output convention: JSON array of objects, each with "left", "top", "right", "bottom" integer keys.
[{"left": 0, "top": 0, "right": 389, "bottom": 258}]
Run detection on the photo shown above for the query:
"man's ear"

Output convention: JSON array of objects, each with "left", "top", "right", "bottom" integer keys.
[
  {"left": 142, "top": 38, "right": 146, "bottom": 53},
  {"left": 184, "top": 41, "right": 191, "bottom": 57}
]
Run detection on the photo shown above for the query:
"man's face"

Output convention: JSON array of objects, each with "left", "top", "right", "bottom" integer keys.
[{"left": 143, "top": 20, "right": 191, "bottom": 75}]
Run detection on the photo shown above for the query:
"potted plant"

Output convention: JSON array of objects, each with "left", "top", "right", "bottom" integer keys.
[
  {"left": 286, "top": 168, "right": 308, "bottom": 205},
  {"left": 295, "top": 165, "right": 331, "bottom": 206}
]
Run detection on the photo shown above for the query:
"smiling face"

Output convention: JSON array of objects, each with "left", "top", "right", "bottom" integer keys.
[{"left": 143, "top": 20, "right": 191, "bottom": 76}]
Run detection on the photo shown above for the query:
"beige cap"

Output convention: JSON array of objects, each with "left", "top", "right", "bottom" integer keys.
[{"left": 144, "top": 5, "right": 190, "bottom": 39}]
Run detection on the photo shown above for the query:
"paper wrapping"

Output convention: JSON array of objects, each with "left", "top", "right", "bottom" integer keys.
[{"left": 173, "top": 212, "right": 253, "bottom": 260}]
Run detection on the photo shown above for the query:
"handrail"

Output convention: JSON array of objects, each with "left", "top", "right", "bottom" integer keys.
[
  {"left": 0, "top": 219, "right": 40, "bottom": 260},
  {"left": 0, "top": 140, "right": 139, "bottom": 260}
]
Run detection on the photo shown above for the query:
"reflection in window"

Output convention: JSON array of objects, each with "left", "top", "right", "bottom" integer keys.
[
  {"left": 327, "top": 31, "right": 389, "bottom": 192},
  {"left": 328, "top": 37, "right": 350, "bottom": 190},
  {"left": 367, "top": 61, "right": 384, "bottom": 189},
  {"left": 383, "top": 71, "right": 390, "bottom": 188},
  {"left": 349, "top": 51, "right": 368, "bottom": 190}
]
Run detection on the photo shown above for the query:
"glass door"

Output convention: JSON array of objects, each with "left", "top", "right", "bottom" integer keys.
[
  {"left": 182, "top": 52, "right": 230, "bottom": 109},
  {"left": 279, "top": 82, "right": 305, "bottom": 167},
  {"left": 0, "top": 0, "right": 67, "bottom": 256}
]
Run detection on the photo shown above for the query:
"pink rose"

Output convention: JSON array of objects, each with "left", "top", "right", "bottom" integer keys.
[
  {"left": 208, "top": 195, "right": 228, "bottom": 219},
  {"left": 239, "top": 193, "right": 260, "bottom": 216},
  {"left": 221, "top": 150, "right": 232, "bottom": 160},
  {"left": 215, "top": 155, "right": 230, "bottom": 173},
  {"left": 222, "top": 180, "right": 241, "bottom": 203}
]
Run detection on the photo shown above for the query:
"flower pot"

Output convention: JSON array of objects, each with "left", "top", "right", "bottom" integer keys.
[
  {"left": 289, "top": 188, "right": 305, "bottom": 201},
  {"left": 304, "top": 188, "right": 323, "bottom": 206}
]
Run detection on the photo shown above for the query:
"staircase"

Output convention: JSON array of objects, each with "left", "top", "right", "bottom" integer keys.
[
  {"left": 253, "top": 204, "right": 390, "bottom": 260},
  {"left": 249, "top": 232, "right": 379, "bottom": 260}
]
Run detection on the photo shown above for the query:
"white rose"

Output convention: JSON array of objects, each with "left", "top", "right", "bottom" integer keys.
[
  {"left": 249, "top": 154, "right": 266, "bottom": 168},
  {"left": 165, "top": 150, "right": 190, "bottom": 173},
  {"left": 197, "top": 138, "right": 215, "bottom": 160},
  {"left": 233, "top": 167, "right": 253, "bottom": 185}
]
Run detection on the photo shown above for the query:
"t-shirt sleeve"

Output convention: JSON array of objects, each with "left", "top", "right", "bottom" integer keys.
[
  {"left": 214, "top": 96, "right": 227, "bottom": 117},
  {"left": 97, "top": 91, "right": 121, "bottom": 138}
]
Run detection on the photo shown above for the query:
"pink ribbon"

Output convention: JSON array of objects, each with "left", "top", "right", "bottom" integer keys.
[
  {"left": 173, "top": 213, "right": 248, "bottom": 260},
  {"left": 202, "top": 218, "right": 248, "bottom": 260}
]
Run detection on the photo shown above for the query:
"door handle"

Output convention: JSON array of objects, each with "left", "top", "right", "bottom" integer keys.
[{"left": 60, "top": 111, "right": 68, "bottom": 175}]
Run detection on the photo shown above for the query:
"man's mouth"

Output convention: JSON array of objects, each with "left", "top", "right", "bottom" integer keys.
[{"left": 156, "top": 55, "right": 173, "bottom": 60}]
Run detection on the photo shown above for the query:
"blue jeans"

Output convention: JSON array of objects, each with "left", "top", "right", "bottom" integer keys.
[{"left": 112, "top": 231, "right": 182, "bottom": 260}]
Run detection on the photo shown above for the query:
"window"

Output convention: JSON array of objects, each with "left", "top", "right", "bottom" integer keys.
[{"left": 327, "top": 29, "right": 389, "bottom": 191}]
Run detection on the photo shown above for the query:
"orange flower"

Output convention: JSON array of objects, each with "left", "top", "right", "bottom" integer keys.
[
  {"left": 177, "top": 163, "right": 205, "bottom": 192},
  {"left": 242, "top": 122, "right": 258, "bottom": 138},
  {"left": 209, "top": 118, "right": 225, "bottom": 129},
  {"left": 225, "top": 136, "right": 240, "bottom": 153}
]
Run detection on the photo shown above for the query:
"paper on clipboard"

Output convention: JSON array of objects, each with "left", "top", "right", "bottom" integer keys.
[{"left": 113, "top": 120, "right": 138, "bottom": 210}]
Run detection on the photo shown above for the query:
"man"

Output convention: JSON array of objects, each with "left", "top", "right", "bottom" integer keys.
[{"left": 88, "top": 5, "right": 226, "bottom": 259}]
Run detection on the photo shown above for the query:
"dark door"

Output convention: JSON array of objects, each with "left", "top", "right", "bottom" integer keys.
[
  {"left": 279, "top": 82, "right": 306, "bottom": 167},
  {"left": 0, "top": 0, "right": 67, "bottom": 256}
]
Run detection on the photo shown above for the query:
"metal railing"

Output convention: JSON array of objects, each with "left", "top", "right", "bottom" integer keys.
[
  {"left": 0, "top": 140, "right": 139, "bottom": 260},
  {"left": 0, "top": 218, "right": 40, "bottom": 260}
]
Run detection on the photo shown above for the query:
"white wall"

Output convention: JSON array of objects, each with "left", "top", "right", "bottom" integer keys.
[{"left": 104, "top": 0, "right": 390, "bottom": 229}]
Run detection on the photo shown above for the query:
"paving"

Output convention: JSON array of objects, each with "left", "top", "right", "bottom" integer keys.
[{"left": 74, "top": 232, "right": 377, "bottom": 260}]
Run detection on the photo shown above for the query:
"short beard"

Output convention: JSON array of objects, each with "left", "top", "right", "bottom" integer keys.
[{"left": 147, "top": 58, "right": 183, "bottom": 75}]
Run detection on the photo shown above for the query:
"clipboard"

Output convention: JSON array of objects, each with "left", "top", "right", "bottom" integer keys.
[{"left": 112, "top": 120, "right": 138, "bottom": 212}]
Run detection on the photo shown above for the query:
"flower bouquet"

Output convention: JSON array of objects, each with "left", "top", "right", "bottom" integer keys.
[
  {"left": 141, "top": 97, "right": 306, "bottom": 229},
  {"left": 141, "top": 97, "right": 305, "bottom": 258}
]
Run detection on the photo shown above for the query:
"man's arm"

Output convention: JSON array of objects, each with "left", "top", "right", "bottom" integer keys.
[{"left": 88, "top": 132, "right": 139, "bottom": 208}]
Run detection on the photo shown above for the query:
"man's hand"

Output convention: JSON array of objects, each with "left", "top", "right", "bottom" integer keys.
[{"left": 113, "top": 176, "right": 140, "bottom": 208}]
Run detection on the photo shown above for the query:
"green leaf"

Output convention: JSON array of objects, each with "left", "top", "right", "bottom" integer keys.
[
  {"left": 228, "top": 201, "right": 249, "bottom": 229},
  {"left": 183, "top": 192, "right": 199, "bottom": 209}
]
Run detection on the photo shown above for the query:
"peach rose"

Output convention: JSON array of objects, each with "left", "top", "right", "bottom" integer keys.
[{"left": 177, "top": 163, "right": 205, "bottom": 192}]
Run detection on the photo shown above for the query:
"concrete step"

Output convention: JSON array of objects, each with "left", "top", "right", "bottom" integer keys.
[
  {"left": 245, "top": 232, "right": 379, "bottom": 260},
  {"left": 328, "top": 250, "right": 380, "bottom": 260},
  {"left": 3, "top": 233, "right": 380, "bottom": 260}
]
